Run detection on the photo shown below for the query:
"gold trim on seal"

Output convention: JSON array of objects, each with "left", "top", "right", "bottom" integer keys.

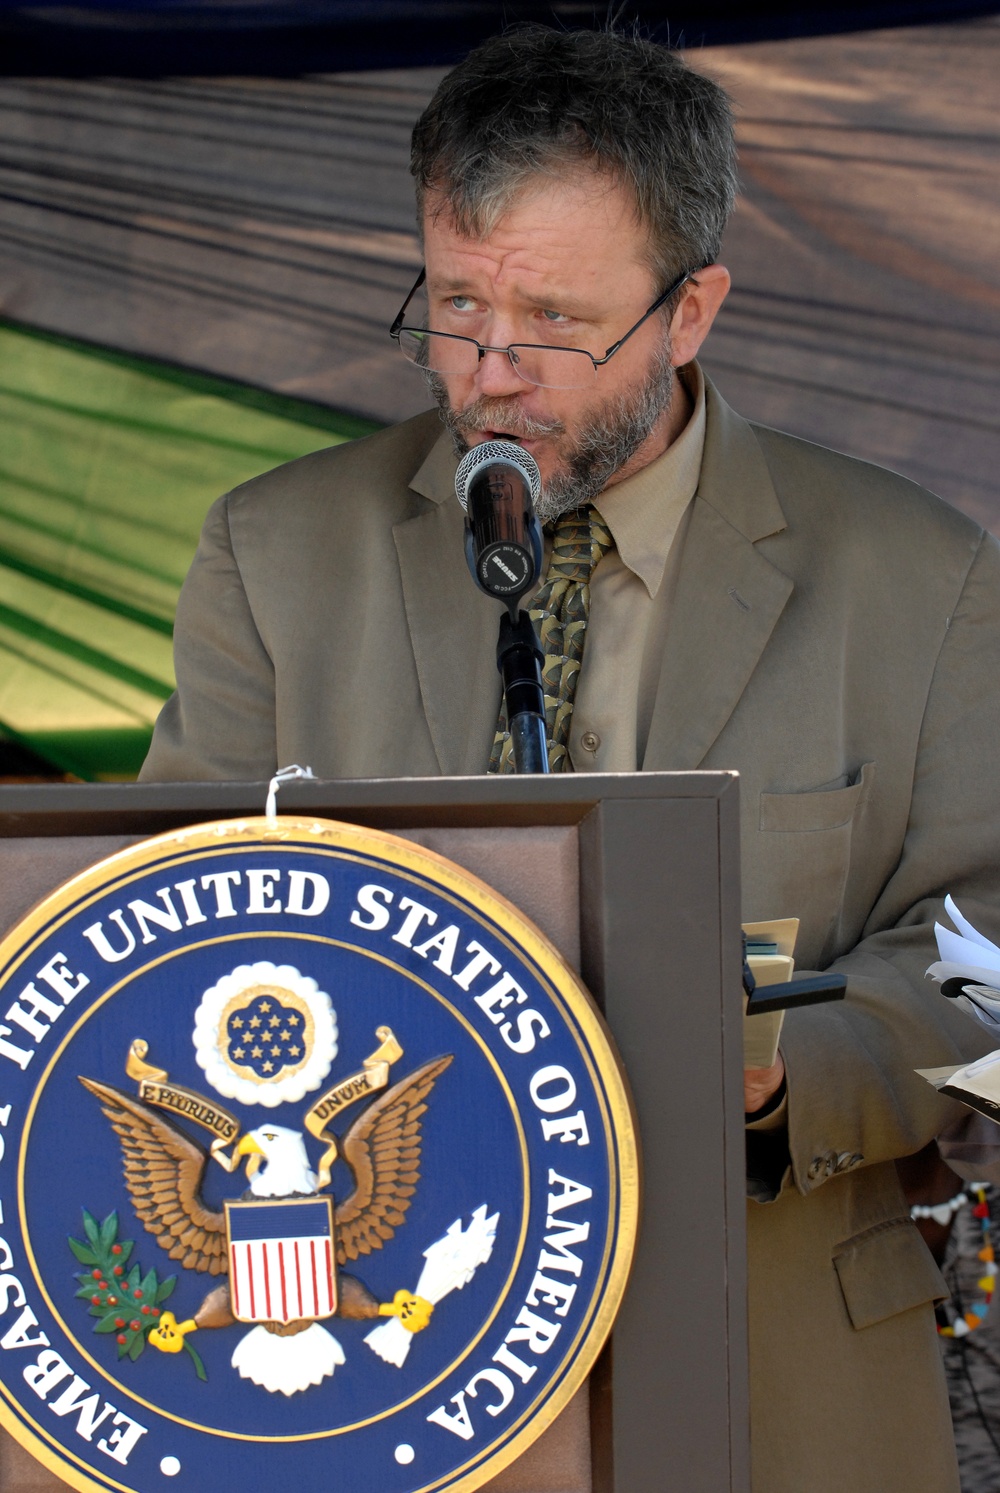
[{"left": 0, "top": 815, "right": 640, "bottom": 1493}]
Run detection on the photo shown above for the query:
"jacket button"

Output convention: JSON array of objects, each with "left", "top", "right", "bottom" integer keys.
[
  {"left": 807, "top": 1155, "right": 832, "bottom": 1181},
  {"left": 580, "top": 731, "right": 600, "bottom": 752}
]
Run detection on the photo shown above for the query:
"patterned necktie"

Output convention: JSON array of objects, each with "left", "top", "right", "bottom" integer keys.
[{"left": 489, "top": 505, "right": 614, "bottom": 773}]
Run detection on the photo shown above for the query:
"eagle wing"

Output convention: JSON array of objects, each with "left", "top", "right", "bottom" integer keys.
[
  {"left": 79, "top": 1076, "right": 228, "bottom": 1276},
  {"left": 334, "top": 1054, "right": 453, "bottom": 1264}
]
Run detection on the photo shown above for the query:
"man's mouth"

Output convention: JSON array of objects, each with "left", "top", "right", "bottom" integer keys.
[
  {"left": 451, "top": 399, "right": 565, "bottom": 444},
  {"left": 428, "top": 377, "right": 566, "bottom": 460}
]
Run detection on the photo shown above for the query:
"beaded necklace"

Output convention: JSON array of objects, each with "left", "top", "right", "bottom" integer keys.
[{"left": 911, "top": 1183, "right": 996, "bottom": 1338}]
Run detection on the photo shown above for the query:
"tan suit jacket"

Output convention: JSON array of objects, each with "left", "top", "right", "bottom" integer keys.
[{"left": 143, "top": 381, "right": 1000, "bottom": 1492}]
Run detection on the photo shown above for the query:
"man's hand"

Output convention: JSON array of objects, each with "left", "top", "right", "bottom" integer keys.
[{"left": 745, "top": 1054, "right": 786, "bottom": 1115}]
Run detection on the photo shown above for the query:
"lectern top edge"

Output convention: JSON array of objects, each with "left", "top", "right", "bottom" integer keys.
[{"left": 0, "top": 770, "right": 739, "bottom": 838}]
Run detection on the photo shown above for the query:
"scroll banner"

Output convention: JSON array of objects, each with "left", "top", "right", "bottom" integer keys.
[
  {"left": 304, "top": 1026, "right": 403, "bottom": 1187},
  {"left": 126, "top": 1038, "right": 243, "bottom": 1170}
]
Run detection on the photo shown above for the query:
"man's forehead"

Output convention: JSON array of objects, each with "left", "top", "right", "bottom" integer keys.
[{"left": 420, "top": 171, "right": 653, "bottom": 282}]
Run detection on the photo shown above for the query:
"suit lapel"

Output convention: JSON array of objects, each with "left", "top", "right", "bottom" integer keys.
[
  {"left": 394, "top": 432, "right": 503, "bottom": 775},
  {"left": 644, "top": 384, "right": 793, "bottom": 769}
]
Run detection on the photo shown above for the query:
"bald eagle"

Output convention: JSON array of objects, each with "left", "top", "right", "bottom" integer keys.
[{"left": 79, "top": 1055, "right": 452, "bottom": 1396}]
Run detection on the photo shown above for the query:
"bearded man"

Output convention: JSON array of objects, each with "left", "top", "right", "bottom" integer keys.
[{"left": 141, "top": 27, "right": 1000, "bottom": 1493}]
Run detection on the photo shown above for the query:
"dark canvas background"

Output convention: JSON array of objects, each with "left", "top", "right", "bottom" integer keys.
[{"left": 2, "top": 16, "right": 997, "bottom": 530}]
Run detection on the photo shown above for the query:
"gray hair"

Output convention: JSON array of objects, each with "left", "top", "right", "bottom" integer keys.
[{"left": 411, "top": 26, "right": 738, "bottom": 287}]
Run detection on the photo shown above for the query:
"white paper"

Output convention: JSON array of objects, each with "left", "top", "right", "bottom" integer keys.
[
  {"left": 944, "top": 895, "right": 1000, "bottom": 954},
  {"left": 964, "top": 1049, "right": 1000, "bottom": 1080},
  {"left": 927, "top": 903, "right": 1000, "bottom": 1036},
  {"left": 933, "top": 925, "right": 1000, "bottom": 976},
  {"left": 927, "top": 960, "right": 1000, "bottom": 991}
]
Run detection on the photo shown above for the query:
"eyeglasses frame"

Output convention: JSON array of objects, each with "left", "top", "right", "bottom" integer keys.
[{"left": 388, "top": 265, "right": 697, "bottom": 384}]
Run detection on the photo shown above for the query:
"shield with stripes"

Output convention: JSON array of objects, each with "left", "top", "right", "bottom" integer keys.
[{"left": 225, "top": 1197, "right": 338, "bottom": 1325}]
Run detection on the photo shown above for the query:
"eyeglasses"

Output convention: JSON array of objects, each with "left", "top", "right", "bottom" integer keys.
[{"left": 388, "top": 266, "right": 694, "bottom": 391}]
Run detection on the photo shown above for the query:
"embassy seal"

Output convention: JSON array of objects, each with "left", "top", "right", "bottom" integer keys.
[{"left": 0, "top": 816, "right": 638, "bottom": 1493}]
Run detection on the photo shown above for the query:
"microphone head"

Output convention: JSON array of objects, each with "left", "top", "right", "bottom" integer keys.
[{"left": 454, "top": 440, "right": 541, "bottom": 513}]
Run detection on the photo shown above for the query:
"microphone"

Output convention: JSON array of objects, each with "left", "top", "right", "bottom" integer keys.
[
  {"left": 455, "top": 440, "right": 548, "bottom": 773},
  {"left": 454, "top": 440, "right": 543, "bottom": 610}
]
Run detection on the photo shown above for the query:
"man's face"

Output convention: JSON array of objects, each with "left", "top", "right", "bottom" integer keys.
[{"left": 421, "top": 170, "right": 684, "bottom": 518}]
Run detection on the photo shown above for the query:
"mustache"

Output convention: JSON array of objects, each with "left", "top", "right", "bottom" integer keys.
[{"left": 448, "top": 397, "right": 565, "bottom": 440}]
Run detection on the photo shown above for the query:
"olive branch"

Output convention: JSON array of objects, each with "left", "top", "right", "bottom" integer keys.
[{"left": 68, "top": 1209, "right": 205, "bottom": 1378}]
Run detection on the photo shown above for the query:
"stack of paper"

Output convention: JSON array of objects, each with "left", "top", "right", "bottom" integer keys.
[
  {"left": 927, "top": 895, "right": 1000, "bottom": 1035},
  {"left": 917, "top": 1051, "right": 1000, "bottom": 1122},
  {"left": 918, "top": 898, "right": 1000, "bottom": 1120}
]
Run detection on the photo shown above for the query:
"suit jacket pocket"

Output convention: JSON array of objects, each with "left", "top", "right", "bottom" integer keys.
[
  {"left": 759, "top": 761, "right": 875, "bottom": 832},
  {"left": 833, "top": 1216, "right": 947, "bottom": 1331},
  {"left": 755, "top": 763, "right": 875, "bottom": 965}
]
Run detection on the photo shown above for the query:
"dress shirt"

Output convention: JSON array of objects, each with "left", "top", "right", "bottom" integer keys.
[{"left": 564, "top": 363, "right": 706, "bottom": 772}]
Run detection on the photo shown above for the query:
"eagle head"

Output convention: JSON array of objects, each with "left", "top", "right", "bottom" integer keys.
[{"left": 237, "top": 1125, "right": 318, "bottom": 1198}]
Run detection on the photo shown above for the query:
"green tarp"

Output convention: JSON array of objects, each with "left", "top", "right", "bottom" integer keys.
[{"left": 0, "top": 322, "right": 378, "bottom": 779}]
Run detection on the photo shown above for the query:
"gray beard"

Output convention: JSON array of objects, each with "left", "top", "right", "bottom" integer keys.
[{"left": 429, "top": 349, "right": 675, "bottom": 524}]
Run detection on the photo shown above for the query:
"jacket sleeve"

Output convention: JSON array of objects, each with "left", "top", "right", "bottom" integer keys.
[
  {"left": 139, "top": 491, "right": 278, "bottom": 782},
  {"left": 775, "top": 530, "right": 1000, "bottom": 1199}
]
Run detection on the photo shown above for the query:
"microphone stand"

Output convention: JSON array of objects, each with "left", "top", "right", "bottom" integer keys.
[{"left": 497, "top": 607, "right": 549, "bottom": 774}]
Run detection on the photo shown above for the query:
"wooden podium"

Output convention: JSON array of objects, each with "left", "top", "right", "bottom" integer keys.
[{"left": 0, "top": 771, "right": 749, "bottom": 1493}]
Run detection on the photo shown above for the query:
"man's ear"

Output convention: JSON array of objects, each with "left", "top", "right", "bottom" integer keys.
[{"left": 669, "top": 264, "right": 731, "bottom": 366}]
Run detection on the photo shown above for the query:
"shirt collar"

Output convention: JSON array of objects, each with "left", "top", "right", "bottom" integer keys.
[{"left": 593, "top": 362, "right": 706, "bottom": 598}]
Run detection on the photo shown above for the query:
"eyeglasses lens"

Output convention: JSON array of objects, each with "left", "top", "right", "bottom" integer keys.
[
  {"left": 398, "top": 329, "right": 464, "bottom": 373},
  {"left": 397, "top": 331, "right": 596, "bottom": 389},
  {"left": 511, "top": 347, "right": 597, "bottom": 389}
]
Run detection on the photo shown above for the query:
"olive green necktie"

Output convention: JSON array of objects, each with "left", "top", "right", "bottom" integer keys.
[{"left": 489, "top": 506, "right": 614, "bottom": 773}]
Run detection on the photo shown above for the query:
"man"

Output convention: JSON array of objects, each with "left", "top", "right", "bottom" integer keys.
[{"left": 141, "top": 27, "right": 1000, "bottom": 1491}]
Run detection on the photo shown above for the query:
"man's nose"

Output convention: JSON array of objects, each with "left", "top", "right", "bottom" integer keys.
[{"left": 472, "top": 344, "right": 527, "bottom": 399}]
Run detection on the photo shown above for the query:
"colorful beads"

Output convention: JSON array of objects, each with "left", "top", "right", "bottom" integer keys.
[{"left": 933, "top": 1185, "right": 994, "bottom": 1338}]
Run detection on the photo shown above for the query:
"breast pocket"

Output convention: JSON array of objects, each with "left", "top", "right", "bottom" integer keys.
[{"left": 756, "top": 762, "right": 875, "bottom": 967}]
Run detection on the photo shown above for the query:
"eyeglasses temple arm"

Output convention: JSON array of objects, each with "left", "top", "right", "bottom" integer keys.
[
  {"left": 389, "top": 266, "right": 427, "bottom": 338},
  {"left": 593, "top": 269, "right": 694, "bottom": 366}
]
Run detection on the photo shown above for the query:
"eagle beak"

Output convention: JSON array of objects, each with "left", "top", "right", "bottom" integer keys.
[{"left": 236, "top": 1134, "right": 265, "bottom": 1157}]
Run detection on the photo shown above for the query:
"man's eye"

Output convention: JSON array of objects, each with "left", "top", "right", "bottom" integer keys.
[
  {"left": 450, "top": 296, "right": 477, "bottom": 311},
  {"left": 541, "top": 309, "right": 569, "bottom": 322}
]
